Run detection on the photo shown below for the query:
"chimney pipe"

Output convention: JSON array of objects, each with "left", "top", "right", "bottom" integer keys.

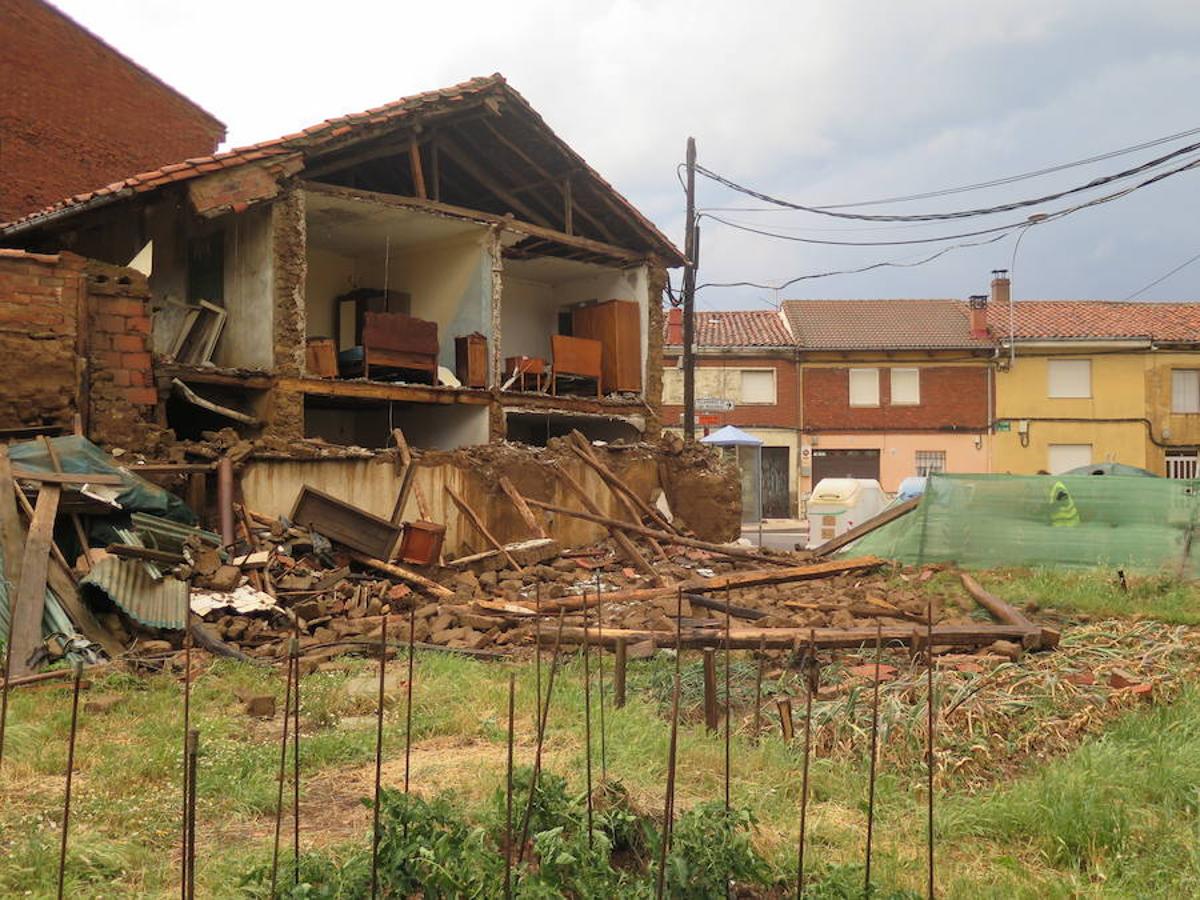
[
  {"left": 968, "top": 294, "right": 989, "bottom": 338},
  {"left": 990, "top": 269, "right": 1010, "bottom": 307},
  {"left": 666, "top": 307, "right": 683, "bottom": 346}
]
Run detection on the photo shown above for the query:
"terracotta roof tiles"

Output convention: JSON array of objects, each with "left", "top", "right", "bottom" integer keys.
[
  {"left": 782, "top": 299, "right": 990, "bottom": 350},
  {"left": 664, "top": 309, "right": 793, "bottom": 347},
  {"left": 990, "top": 301, "right": 1200, "bottom": 342}
]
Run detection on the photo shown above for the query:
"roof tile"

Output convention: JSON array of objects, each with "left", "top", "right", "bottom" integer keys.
[
  {"left": 782, "top": 299, "right": 989, "bottom": 350},
  {"left": 664, "top": 309, "right": 793, "bottom": 348}
]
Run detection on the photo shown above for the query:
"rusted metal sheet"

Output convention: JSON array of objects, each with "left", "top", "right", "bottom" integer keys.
[
  {"left": 290, "top": 486, "right": 403, "bottom": 560},
  {"left": 80, "top": 557, "right": 189, "bottom": 629}
]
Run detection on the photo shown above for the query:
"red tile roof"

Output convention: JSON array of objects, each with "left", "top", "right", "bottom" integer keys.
[
  {"left": 0, "top": 73, "right": 683, "bottom": 263},
  {"left": 989, "top": 301, "right": 1200, "bottom": 342},
  {"left": 782, "top": 299, "right": 991, "bottom": 350},
  {"left": 664, "top": 310, "right": 793, "bottom": 348}
]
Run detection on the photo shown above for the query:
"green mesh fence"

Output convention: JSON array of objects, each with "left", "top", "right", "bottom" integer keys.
[{"left": 841, "top": 473, "right": 1200, "bottom": 576}]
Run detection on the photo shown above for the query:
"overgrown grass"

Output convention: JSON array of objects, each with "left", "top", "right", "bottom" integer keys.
[{"left": 3, "top": 568, "right": 1200, "bottom": 896}]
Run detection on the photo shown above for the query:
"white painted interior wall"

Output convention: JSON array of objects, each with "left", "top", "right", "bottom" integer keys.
[
  {"left": 551, "top": 264, "right": 649, "bottom": 392},
  {"left": 215, "top": 204, "right": 274, "bottom": 369},
  {"left": 500, "top": 274, "right": 559, "bottom": 361}
]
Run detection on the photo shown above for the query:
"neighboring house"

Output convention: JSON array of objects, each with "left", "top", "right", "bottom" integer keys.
[
  {"left": 0, "top": 74, "right": 683, "bottom": 450},
  {"left": 782, "top": 297, "right": 994, "bottom": 495},
  {"left": 989, "top": 281, "right": 1200, "bottom": 477},
  {"left": 0, "top": 0, "right": 226, "bottom": 221},
  {"left": 661, "top": 308, "right": 800, "bottom": 516}
]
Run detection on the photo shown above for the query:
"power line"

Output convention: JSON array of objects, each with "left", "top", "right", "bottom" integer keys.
[
  {"left": 1124, "top": 248, "right": 1200, "bottom": 300},
  {"left": 696, "top": 231, "right": 1013, "bottom": 292},
  {"left": 810, "top": 124, "right": 1200, "bottom": 209},
  {"left": 694, "top": 138, "right": 1200, "bottom": 223}
]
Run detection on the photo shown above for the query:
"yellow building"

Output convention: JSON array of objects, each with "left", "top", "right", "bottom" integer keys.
[{"left": 989, "top": 290, "right": 1200, "bottom": 477}]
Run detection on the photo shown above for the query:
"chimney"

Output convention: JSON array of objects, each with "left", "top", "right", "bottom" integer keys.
[
  {"left": 666, "top": 307, "right": 683, "bottom": 345},
  {"left": 968, "top": 294, "right": 989, "bottom": 338},
  {"left": 990, "top": 268, "right": 1010, "bottom": 307}
]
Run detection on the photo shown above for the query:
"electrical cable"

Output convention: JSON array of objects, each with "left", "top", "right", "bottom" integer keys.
[
  {"left": 1124, "top": 248, "right": 1200, "bottom": 300},
  {"left": 693, "top": 138, "right": 1200, "bottom": 222}
]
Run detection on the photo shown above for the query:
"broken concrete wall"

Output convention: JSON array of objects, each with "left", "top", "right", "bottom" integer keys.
[{"left": 239, "top": 437, "right": 741, "bottom": 555}]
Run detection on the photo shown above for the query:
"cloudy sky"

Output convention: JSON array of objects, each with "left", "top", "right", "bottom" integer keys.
[{"left": 56, "top": 0, "right": 1200, "bottom": 310}]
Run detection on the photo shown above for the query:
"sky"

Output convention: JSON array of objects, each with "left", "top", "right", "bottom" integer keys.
[{"left": 54, "top": 0, "right": 1200, "bottom": 311}]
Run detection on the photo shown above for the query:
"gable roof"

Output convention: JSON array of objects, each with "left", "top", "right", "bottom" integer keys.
[
  {"left": 989, "top": 301, "right": 1200, "bottom": 343},
  {"left": 1, "top": 74, "right": 683, "bottom": 263},
  {"left": 664, "top": 309, "right": 793, "bottom": 348},
  {"left": 782, "top": 299, "right": 991, "bottom": 350}
]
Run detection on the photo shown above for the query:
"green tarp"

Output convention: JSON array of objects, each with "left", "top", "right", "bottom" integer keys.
[{"left": 840, "top": 472, "right": 1199, "bottom": 576}]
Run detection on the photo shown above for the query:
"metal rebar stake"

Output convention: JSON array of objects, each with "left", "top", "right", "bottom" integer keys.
[
  {"left": 865, "top": 620, "right": 882, "bottom": 896},
  {"left": 927, "top": 598, "right": 936, "bottom": 899},
  {"left": 504, "top": 672, "right": 516, "bottom": 899},
  {"left": 582, "top": 586, "right": 594, "bottom": 847},
  {"left": 797, "top": 633, "right": 816, "bottom": 899},
  {"left": 57, "top": 662, "right": 83, "bottom": 900},
  {"left": 595, "top": 573, "right": 607, "bottom": 784},
  {"left": 370, "top": 613, "right": 388, "bottom": 899},
  {"left": 269, "top": 637, "right": 295, "bottom": 897},
  {"left": 517, "top": 608, "right": 566, "bottom": 864}
]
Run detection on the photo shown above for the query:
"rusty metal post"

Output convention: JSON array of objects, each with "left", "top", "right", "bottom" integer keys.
[
  {"left": 865, "top": 620, "right": 882, "bottom": 895},
  {"left": 534, "top": 583, "right": 543, "bottom": 721},
  {"left": 404, "top": 603, "right": 416, "bottom": 797},
  {"left": 797, "top": 633, "right": 817, "bottom": 899},
  {"left": 613, "top": 637, "right": 627, "bottom": 708},
  {"left": 703, "top": 648, "right": 719, "bottom": 733},
  {"left": 291, "top": 625, "right": 301, "bottom": 886},
  {"left": 56, "top": 662, "right": 83, "bottom": 900},
  {"left": 180, "top": 613, "right": 193, "bottom": 900},
  {"left": 0, "top": 567, "right": 18, "bottom": 771},
  {"left": 582, "top": 589, "right": 594, "bottom": 847},
  {"left": 753, "top": 636, "right": 766, "bottom": 742},
  {"left": 185, "top": 728, "right": 198, "bottom": 900},
  {"left": 371, "top": 613, "right": 388, "bottom": 899},
  {"left": 269, "top": 637, "right": 295, "bottom": 898},
  {"left": 504, "top": 671, "right": 516, "bottom": 900},
  {"left": 724, "top": 586, "right": 732, "bottom": 814},
  {"left": 926, "top": 598, "right": 936, "bottom": 899},
  {"left": 595, "top": 574, "right": 607, "bottom": 784},
  {"left": 216, "top": 456, "right": 235, "bottom": 548},
  {"left": 655, "top": 590, "right": 685, "bottom": 900},
  {"left": 518, "top": 608, "right": 566, "bottom": 864}
]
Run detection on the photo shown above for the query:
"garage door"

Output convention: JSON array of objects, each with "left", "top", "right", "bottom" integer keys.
[{"left": 811, "top": 449, "right": 881, "bottom": 484}]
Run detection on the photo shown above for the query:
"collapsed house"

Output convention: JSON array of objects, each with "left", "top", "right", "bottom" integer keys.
[{"left": 0, "top": 74, "right": 683, "bottom": 451}]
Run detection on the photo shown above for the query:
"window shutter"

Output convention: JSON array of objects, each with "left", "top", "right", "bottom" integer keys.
[
  {"left": 1172, "top": 370, "right": 1200, "bottom": 413},
  {"left": 849, "top": 368, "right": 880, "bottom": 406},
  {"left": 1047, "top": 359, "right": 1091, "bottom": 398},
  {"left": 891, "top": 368, "right": 920, "bottom": 405}
]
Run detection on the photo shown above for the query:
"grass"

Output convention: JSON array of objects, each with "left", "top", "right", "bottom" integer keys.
[{"left": 2, "top": 568, "right": 1200, "bottom": 896}]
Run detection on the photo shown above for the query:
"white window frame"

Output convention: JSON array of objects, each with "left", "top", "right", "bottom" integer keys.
[
  {"left": 1047, "top": 358, "right": 1092, "bottom": 399},
  {"left": 890, "top": 368, "right": 920, "bottom": 406},
  {"left": 739, "top": 368, "right": 777, "bottom": 405},
  {"left": 849, "top": 367, "right": 880, "bottom": 407},
  {"left": 1171, "top": 369, "right": 1200, "bottom": 414},
  {"left": 1166, "top": 449, "right": 1199, "bottom": 479},
  {"left": 914, "top": 449, "right": 946, "bottom": 476}
]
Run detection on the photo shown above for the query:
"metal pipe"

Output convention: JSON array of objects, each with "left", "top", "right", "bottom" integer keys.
[
  {"left": 217, "top": 456, "right": 235, "bottom": 547},
  {"left": 57, "top": 662, "right": 83, "bottom": 900}
]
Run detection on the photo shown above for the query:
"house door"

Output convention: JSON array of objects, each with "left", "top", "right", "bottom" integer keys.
[
  {"left": 811, "top": 449, "right": 881, "bottom": 485},
  {"left": 761, "top": 447, "right": 791, "bottom": 518}
]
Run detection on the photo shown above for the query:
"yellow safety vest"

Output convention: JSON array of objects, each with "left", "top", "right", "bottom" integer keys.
[{"left": 1049, "top": 480, "right": 1080, "bottom": 527}]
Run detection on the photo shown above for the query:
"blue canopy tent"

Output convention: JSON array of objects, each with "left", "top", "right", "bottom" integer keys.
[{"left": 701, "top": 425, "right": 763, "bottom": 524}]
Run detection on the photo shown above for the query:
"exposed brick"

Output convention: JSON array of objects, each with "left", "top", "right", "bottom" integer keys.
[
  {"left": 121, "top": 351, "right": 152, "bottom": 370},
  {"left": 662, "top": 354, "right": 800, "bottom": 430},
  {"left": 0, "top": 0, "right": 223, "bottom": 222},
  {"left": 110, "top": 369, "right": 131, "bottom": 387},
  {"left": 111, "top": 334, "right": 146, "bottom": 352},
  {"left": 124, "top": 386, "right": 158, "bottom": 406},
  {"left": 100, "top": 298, "right": 148, "bottom": 319},
  {"left": 94, "top": 313, "right": 124, "bottom": 333},
  {"left": 126, "top": 314, "right": 151, "bottom": 334},
  {"left": 801, "top": 366, "right": 989, "bottom": 431}
]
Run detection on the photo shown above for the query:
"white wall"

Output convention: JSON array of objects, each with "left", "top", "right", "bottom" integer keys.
[
  {"left": 304, "top": 247, "right": 357, "bottom": 342},
  {"left": 216, "top": 205, "right": 274, "bottom": 369},
  {"left": 500, "top": 274, "right": 559, "bottom": 362},
  {"left": 551, "top": 264, "right": 649, "bottom": 389}
]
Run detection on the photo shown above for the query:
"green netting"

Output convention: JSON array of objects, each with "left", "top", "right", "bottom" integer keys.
[{"left": 840, "top": 472, "right": 1200, "bottom": 576}]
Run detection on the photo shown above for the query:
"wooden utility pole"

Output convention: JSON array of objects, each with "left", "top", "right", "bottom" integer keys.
[{"left": 682, "top": 136, "right": 698, "bottom": 441}]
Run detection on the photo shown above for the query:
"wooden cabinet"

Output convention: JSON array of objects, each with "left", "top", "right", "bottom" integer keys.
[
  {"left": 455, "top": 333, "right": 488, "bottom": 388},
  {"left": 571, "top": 299, "right": 641, "bottom": 393}
]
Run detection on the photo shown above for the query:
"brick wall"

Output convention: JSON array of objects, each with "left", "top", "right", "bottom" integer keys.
[
  {"left": 802, "top": 365, "right": 989, "bottom": 431},
  {"left": 662, "top": 354, "right": 800, "bottom": 429},
  {"left": 0, "top": 249, "right": 157, "bottom": 444},
  {"left": 0, "top": 0, "right": 225, "bottom": 221}
]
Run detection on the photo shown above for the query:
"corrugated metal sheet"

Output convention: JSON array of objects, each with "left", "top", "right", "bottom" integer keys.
[
  {"left": 130, "top": 513, "right": 221, "bottom": 554},
  {"left": 0, "top": 536, "right": 98, "bottom": 662},
  {"left": 80, "top": 557, "right": 188, "bottom": 629}
]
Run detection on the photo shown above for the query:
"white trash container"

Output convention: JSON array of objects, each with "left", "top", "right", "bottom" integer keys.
[{"left": 805, "top": 478, "right": 887, "bottom": 548}]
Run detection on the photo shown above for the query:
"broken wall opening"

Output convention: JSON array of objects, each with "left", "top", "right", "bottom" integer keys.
[
  {"left": 165, "top": 379, "right": 268, "bottom": 441},
  {"left": 505, "top": 411, "right": 642, "bottom": 446},
  {"left": 303, "top": 397, "right": 490, "bottom": 450},
  {"left": 303, "top": 190, "right": 491, "bottom": 376}
]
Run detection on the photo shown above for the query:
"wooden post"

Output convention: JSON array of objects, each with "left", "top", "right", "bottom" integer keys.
[
  {"left": 550, "top": 465, "right": 657, "bottom": 580},
  {"left": 702, "top": 648, "right": 718, "bottom": 733},
  {"left": 499, "top": 476, "right": 547, "bottom": 538},
  {"left": 409, "top": 138, "right": 427, "bottom": 199},
  {"left": 776, "top": 697, "right": 794, "bottom": 741},
  {"left": 613, "top": 637, "right": 627, "bottom": 709},
  {"left": 444, "top": 484, "right": 520, "bottom": 570},
  {"left": 186, "top": 473, "right": 206, "bottom": 524},
  {"left": 10, "top": 484, "right": 61, "bottom": 677}
]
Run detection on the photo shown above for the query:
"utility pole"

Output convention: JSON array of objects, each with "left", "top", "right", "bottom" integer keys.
[{"left": 682, "top": 136, "right": 697, "bottom": 441}]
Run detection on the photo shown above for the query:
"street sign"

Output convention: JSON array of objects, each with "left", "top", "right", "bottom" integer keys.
[
  {"left": 679, "top": 413, "right": 722, "bottom": 426},
  {"left": 695, "top": 397, "right": 735, "bottom": 412}
]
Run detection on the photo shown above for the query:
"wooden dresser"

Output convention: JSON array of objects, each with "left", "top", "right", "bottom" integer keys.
[{"left": 571, "top": 299, "right": 641, "bottom": 393}]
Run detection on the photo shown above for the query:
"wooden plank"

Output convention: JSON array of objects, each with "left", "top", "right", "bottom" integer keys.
[
  {"left": 276, "top": 375, "right": 491, "bottom": 406},
  {"left": 444, "top": 484, "right": 520, "bottom": 570},
  {"left": 498, "top": 476, "right": 546, "bottom": 538},
  {"left": 0, "top": 450, "right": 24, "bottom": 595},
  {"left": 11, "top": 468, "right": 122, "bottom": 486},
  {"left": 8, "top": 485, "right": 61, "bottom": 676},
  {"left": 525, "top": 495, "right": 802, "bottom": 566},
  {"left": 811, "top": 497, "right": 920, "bottom": 559},
  {"left": 346, "top": 551, "right": 454, "bottom": 599},
  {"left": 170, "top": 378, "right": 260, "bottom": 426},
  {"left": 40, "top": 436, "right": 92, "bottom": 574},
  {"left": 960, "top": 572, "right": 1058, "bottom": 649},
  {"left": 567, "top": 431, "right": 677, "bottom": 534},
  {"left": 681, "top": 557, "right": 884, "bottom": 592},
  {"left": 408, "top": 138, "right": 427, "bottom": 199},
  {"left": 551, "top": 463, "right": 658, "bottom": 581},
  {"left": 291, "top": 485, "right": 403, "bottom": 560},
  {"left": 539, "top": 622, "right": 1042, "bottom": 652},
  {"left": 565, "top": 444, "right": 667, "bottom": 561},
  {"left": 388, "top": 429, "right": 417, "bottom": 525}
]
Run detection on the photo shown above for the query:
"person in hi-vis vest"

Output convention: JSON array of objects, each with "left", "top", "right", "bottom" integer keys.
[{"left": 1049, "top": 480, "right": 1080, "bottom": 527}]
